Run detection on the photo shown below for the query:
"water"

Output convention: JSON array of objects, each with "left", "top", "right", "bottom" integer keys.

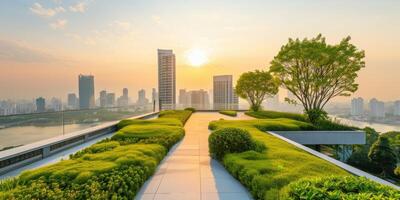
[
  {"left": 0, "top": 123, "right": 98, "bottom": 149},
  {"left": 333, "top": 117, "right": 400, "bottom": 133}
]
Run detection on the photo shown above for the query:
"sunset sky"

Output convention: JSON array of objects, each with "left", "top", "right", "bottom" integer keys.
[{"left": 1, "top": 0, "right": 400, "bottom": 102}]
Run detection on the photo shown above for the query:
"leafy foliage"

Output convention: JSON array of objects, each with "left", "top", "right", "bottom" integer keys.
[
  {"left": 270, "top": 34, "right": 365, "bottom": 122},
  {"left": 208, "top": 128, "right": 261, "bottom": 160},
  {"left": 219, "top": 110, "right": 237, "bottom": 117},
  {"left": 235, "top": 70, "right": 279, "bottom": 111},
  {"left": 158, "top": 110, "right": 193, "bottom": 124},
  {"left": 287, "top": 176, "right": 400, "bottom": 199},
  {"left": 368, "top": 136, "right": 397, "bottom": 177},
  {"left": 246, "top": 110, "right": 308, "bottom": 122},
  {"left": 184, "top": 107, "right": 196, "bottom": 112}
]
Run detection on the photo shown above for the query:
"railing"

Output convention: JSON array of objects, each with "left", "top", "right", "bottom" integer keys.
[
  {"left": 0, "top": 104, "right": 155, "bottom": 151},
  {"left": 0, "top": 111, "right": 159, "bottom": 175},
  {"left": 160, "top": 103, "right": 249, "bottom": 111}
]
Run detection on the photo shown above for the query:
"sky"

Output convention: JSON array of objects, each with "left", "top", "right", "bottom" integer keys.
[{"left": 0, "top": 0, "right": 400, "bottom": 102}]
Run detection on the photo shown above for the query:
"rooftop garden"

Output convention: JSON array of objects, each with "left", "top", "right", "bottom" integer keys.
[
  {"left": 208, "top": 117, "right": 400, "bottom": 199},
  {"left": 0, "top": 110, "right": 192, "bottom": 199}
]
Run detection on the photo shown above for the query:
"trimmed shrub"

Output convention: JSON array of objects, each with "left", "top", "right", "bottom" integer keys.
[
  {"left": 219, "top": 110, "right": 237, "bottom": 117},
  {"left": 117, "top": 118, "right": 182, "bottom": 129},
  {"left": 158, "top": 110, "right": 192, "bottom": 125},
  {"left": 209, "top": 127, "right": 260, "bottom": 160},
  {"left": 246, "top": 110, "right": 307, "bottom": 122},
  {"left": 184, "top": 107, "right": 196, "bottom": 112},
  {"left": 287, "top": 176, "right": 400, "bottom": 199}
]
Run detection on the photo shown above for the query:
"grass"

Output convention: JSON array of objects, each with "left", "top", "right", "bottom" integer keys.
[
  {"left": 209, "top": 118, "right": 350, "bottom": 199},
  {"left": 219, "top": 110, "right": 237, "bottom": 117},
  {"left": 0, "top": 110, "right": 193, "bottom": 199},
  {"left": 246, "top": 110, "right": 356, "bottom": 131},
  {"left": 246, "top": 110, "right": 308, "bottom": 122}
]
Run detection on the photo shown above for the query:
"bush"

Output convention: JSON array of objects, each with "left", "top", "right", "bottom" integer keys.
[
  {"left": 184, "top": 107, "right": 196, "bottom": 112},
  {"left": 245, "top": 110, "right": 308, "bottom": 122},
  {"left": 219, "top": 110, "right": 237, "bottom": 117},
  {"left": 158, "top": 110, "right": 192, "bottom": 125},
  {"left": 209, "top": 128, "right": 260, "bottom": 160},
  {"left": 116, "top": 118, "right": 182, "bottom": 129},
  {"left": 287, "top": 176, "right": 400, "bottom": 199}
]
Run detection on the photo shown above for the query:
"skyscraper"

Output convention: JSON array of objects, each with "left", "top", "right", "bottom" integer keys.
[
  {"left": 36, "top": 97, "right": 45, "bottom": 113},
  {"left": 213, "top": 75, "right": 237, "bottom": 110},
  {"left": 179, "top": 89, "right": 190, "bottom": 106},
  {"left": 369, "top": 98, "right": 385, "bottom": 118},
  {"left": 106, "top": 93, "right": 115, "bottom": 107},
  {"left": 394, "top": 100, "right": 400, "bottom": 116},
  {"left": 351, "top": 97, "right": 364, "bottom": 116},
  {"left": 151, "top": 88, "right": 158, "bottom": 104},
  {"left": 117, "top": 88, "right": 129, "bottom": 107},
  {"left": 158, "top": 49, "right": 176, "bottom": 109},
  {"left": 79, "top": 75, "right": 95, "bottom": 109},
  {"left": 137, "top": 89, "right": 149, "bottom": 105},
  {"left": 190, "top": 89, "right": 210, "bottom": 109},
  {"left": 99, "top": 90, "right": 107, "bottom": 107}
]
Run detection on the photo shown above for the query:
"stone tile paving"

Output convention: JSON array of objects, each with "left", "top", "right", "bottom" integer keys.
[{"left": 136, "top": 112, "right": 253, "bottom": 200}]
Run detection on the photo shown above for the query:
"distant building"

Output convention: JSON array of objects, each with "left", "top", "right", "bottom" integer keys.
[
  {"left": 79, "top": 75, "right": 95, "bottom": 109},
  {"left": 190, "top": 89, "right": 210, "bottom": 109},
  {"left": 213, "top": 75, "right": 238, "bottom": 110},
  {"left": 369, "top": 98, "right": 385, "bottom": 118},
  {"left": 67, "top": 93, "right": 78, "bottom": 109},
  {"left": 36, "top": 97, "right": 46, "bottom": 113},
  {"left": 117, "top": 88, "right": 129, "bottom": 107},
  {"left": 99, "top": 90, "right": 107, "bottom": 107},
  {"left": 50, "top": 97, "right": 62, "bottom": 111},
  {"left": 351, "top": 97, "right": 364, "bottom": 116},
  {"left": 137, "top": 89, "right": 149, "bottom": 105},
  {"left": 106, "top": 93, "right": 115, "bottom": 107},
  {"left": 151, "top": 88, "right": 158, "bottom": 104},
  {"left": 394, "top": 100, "right": 400, "bottom": 116},
  {"left": 158, "top": 49, "right": 176, "bottom": 109},
  {"left": 179, "top": 89, "right": 190, "bottom": 106},
  {"left": 265, "top": 94, "right": 280, "bottom": 109}
]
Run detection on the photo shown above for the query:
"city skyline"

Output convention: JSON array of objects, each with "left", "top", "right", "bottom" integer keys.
[{"left": 1, "top": 1, "right": 400, "bottom": 101}]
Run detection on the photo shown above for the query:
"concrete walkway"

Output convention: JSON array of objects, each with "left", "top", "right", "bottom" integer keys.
[{"left": 136, "top": 112, "right": 253, "bottom": 200}]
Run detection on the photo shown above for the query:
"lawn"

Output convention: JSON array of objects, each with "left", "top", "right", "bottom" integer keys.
[
  {"left": 209, "top": 118, "right": 351, "bottom": 199},
  {"left": 0, "top": 110, "right": 192, "bottom": 199},
  {"left": 219, "top": 110, "right": 237, "bottom": 117}
]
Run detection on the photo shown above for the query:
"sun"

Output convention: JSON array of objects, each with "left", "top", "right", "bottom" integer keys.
[{"left": 186, "top": 48, "right": 208, "bottom": 67}]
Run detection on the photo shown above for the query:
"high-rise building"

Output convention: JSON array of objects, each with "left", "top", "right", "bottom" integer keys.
[
  {"left": 394, "top": 100, "right": 400, "bottom": 116},
  {"left": 117, "top": 88, "right": 129, "bottom": 107},
  {"left": 351, "top": 97, "right": 364, "bottom": 116},
  {"left": 67, "top": 93, "right": 78, "bottom": 109},
  {"left": 137, "top": 89, "right": 149, "bottom": 105},
  {"left": 179, "top": 89, "right": 190, "bottom": 106},
  {"left": 99, "top": 90, "right": 107, "bottom": 107},
  {"left": 158, "top": 49, "right": 176, "bottom": 109},
  {"left": 79, "top": 75, "right": 95, "bottom": 109},
  {"left": 369, "top": 98, "right": 385, "bottom": 118},
  {"left": 190, "top": 89, "right": 210, "bottom": 109},
  {"left": 36, "top": 97, "right": 45, "bottom": 113},
  {"left": 213, "top": 75, "right": 237, "bottom": 110},
  {"left": 151, "top": 88, "right": 158, "bottom": 104},
  {"left": 106, "top": 93, "right": 115, "bottom": 107}
]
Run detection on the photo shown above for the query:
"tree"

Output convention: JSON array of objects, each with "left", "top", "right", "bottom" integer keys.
[
  {"left": 235, "top": 70, "right": 279, "bottom": 111},
  {"left": 270, "top": 34, "right": 365, "bottom": 123},
  {"left": 368, "top": 136, "right": 397, "bottom": 177}
]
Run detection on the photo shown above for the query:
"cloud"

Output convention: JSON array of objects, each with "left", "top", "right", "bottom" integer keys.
[
  {"left": 30, "top": 3, "right": 65, "bottom": 17},
  {"left": 69, "top": 2, "right": 87, "bottom": 13},
  {"left": 0, "top": 40, "right": 56, "bottom": 63},
  {"left": 50, "top": 19, "right": 68, "bottom": 29}
]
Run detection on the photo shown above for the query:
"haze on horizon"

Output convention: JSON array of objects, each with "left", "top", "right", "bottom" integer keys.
[{"left": 0, "top": 0, "right": 399, "bottom": 102}]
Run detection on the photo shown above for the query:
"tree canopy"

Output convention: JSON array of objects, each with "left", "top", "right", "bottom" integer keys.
[
  {"left": 270, "top": 34, "right": 365, "bottom": 121},
  {"left": 368, "top": 136, "right": 397, "bottom": 177},
  {"left": 235, "top": 70, "right": 279, "bottom": 111}
]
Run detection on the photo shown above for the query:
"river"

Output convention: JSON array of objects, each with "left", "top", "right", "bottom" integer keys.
[
  {"left": 333, "top": 117, "right": 400, "bottom": 133},
  {"left": 0, "top": 123, "right": 99, "bottom": 149}
]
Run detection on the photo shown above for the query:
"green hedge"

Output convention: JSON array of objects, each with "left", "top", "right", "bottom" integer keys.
[
  {"left": 209, "top": 119, "right": 350, "bottom": 200},
  {"left": 219, "top": 110, "right": 237, "bottom": 117},
  {"left": 246, "top": 110, "right": 308, "bottom": 122},
  {"left": 0, "top": 110, "right": 193, "bottom": 199},
  {"left": 209, "top": 127, "right": 261, "bottom": 160},
  {"left": 158, "top": 110, "right": 193, "bottom": 125},
  {"left": 287, "top": 176, "right": 400, "bottom": 199}
]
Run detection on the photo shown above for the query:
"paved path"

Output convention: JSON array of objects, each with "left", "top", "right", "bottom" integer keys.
[{"left": 136, "top": 112, "right": 253, "bottom": 200}]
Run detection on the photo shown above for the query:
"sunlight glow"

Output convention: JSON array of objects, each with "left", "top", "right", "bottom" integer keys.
[{"left": 186, "top": 48, "right": 208, "bottom": 67}]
